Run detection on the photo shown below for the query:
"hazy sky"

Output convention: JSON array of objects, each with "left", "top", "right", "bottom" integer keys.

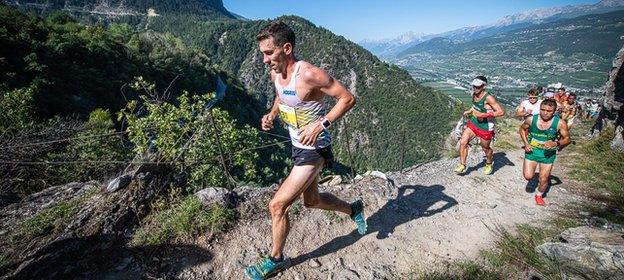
[{"left": 223, "top": 0, "right": 598, "bottom": 42}]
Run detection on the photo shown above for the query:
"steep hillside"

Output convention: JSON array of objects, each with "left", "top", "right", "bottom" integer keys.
[
  {"left": 0, "top": 4, "right": 248, "bottom": 119},
  {"left": 7, "top": 1, "right": 458, "bottom": 171},
  {"left": 0, "top": 5, "right": 289, "bottom": 196},
  {"left": 144, "top": 15, "right": 457, "bottom": 171},
  {"left": 7, "top": 0, "right": 235, "bottom": 19}
]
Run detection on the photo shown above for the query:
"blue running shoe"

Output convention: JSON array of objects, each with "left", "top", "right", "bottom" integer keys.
[
  {"left": 350, "top": 200, "right": 367, "bottom": 235},
  {"left": 244, "top": 255, "right": 290, "bottom": 280}
]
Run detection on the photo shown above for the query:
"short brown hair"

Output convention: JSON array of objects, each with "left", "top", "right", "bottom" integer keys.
[
  {"left": 256, "top": 21, "right": 296, "bottom": 48},
  {"left": 541, "top": 99, "right": 557, "bottom": 110},
  {"left": 528, "top": 89, "right": 538, "bottom": 96}
]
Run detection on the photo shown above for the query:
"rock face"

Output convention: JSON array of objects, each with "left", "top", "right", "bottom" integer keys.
[
  {"left": 595, "top": 43, "right": 624, "bottom": 151},
  {"left": 0, "top": 164, "right": 174, "bottom": 279},
  {"left": 536, "top": 226, "right": 624, "bottom": 280}
]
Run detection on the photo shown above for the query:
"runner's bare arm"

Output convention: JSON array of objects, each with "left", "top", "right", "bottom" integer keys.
[
  {"left": 569, "top": 105, "right": 577, "bottom": 118},
  {"left": 261, "top": 72, "right": 281, "bottom": 131},
  {"left": 561, "top": 105, "right": 573, "bottom": 120},
  {"left": 519, "top": 117, "right": 532, "bottom": 152},
  {"left": 474, "top": 95, "right": 505, "bottom": 118},
  {"left": 297, "top": 65, "right": 356, "bottom": 146},
  {"left": 302, "top": 65, "right": 356, "bottom": 123},
  {"left": 557, "top": 120, "right": 571, "bottom": 149}
]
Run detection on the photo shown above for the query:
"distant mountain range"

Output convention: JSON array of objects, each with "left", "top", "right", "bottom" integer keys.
[
  {"left": 358, "top": 32, "right": 431, "bottom": 59},
  {"left": 394, "top": 9, "right": 624, "bottom": 93},
  {"left": 398, "top": 10, "right": 624, "bottom": 59},
  {"left": 361, "top": 0, "right": 624, "bottom": 58}
]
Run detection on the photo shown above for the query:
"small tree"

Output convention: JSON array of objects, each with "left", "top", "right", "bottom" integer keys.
[
  {"left": 51, "top": 108, "right": 130, "bottom": 182},
  {"left": 0, "top": 85, "right": 36, "bottom": 132},
  {"left": 119, "top": 77, "right": 261, "bottom": 191}
]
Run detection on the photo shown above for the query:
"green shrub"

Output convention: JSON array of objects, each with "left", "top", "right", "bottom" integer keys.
[
  {"left": 19, "top": 188, "right": 104, "bottom": 237},
  {"left": 133, "top": 195, "right": 235, "bottom": 246},
  {"left": 120, "top": 77, "right": 263, "bottom": 190},
  {"left": 48, "top": 108, "right": 130, "bottom": 182},
  {"left": 572, "top": 127, "right": 624, "bottom": 193},
  {"left": 0, "top": 85, "right": 36, "bottom": 132}
]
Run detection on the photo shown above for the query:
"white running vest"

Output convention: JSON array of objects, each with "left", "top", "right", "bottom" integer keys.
[{"left": 274, "top": 61, "right": 331, "bottom": 149}]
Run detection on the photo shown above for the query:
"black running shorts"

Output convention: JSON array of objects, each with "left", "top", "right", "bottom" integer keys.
[{"left": 291, "top": 146, "right": 334, "bottom": 168}]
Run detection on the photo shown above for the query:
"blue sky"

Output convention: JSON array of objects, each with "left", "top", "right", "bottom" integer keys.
[{"left": 223, "top": 0, "right": 598, "bottom": 42}]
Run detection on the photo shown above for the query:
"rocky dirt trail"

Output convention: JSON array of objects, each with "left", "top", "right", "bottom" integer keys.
[{"left": 180, "top": 148, "right": 584, "bottom": 279}]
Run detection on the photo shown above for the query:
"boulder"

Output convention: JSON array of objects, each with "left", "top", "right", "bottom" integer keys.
[
  {"left": 0, "top": 164, "right": 173, "bottom": 279},
  {"left": 195, "top": 187, "right": 232, "bottom": 208},
  {"left": 560, "top": 226, "right": 624, "bottom": 246},
  {"left": 364, "top": 171, "right": 388, "bottom": 181},
  {"left": 320, "top": 175, "right": 342, "bottom": 187},
  {"left": 536, "top": 226, "right": 624, "bottom": 280},
  {"left": 594, "top": 43, "right": 624, "bottom": 150},
  {"left": 106, "top": 175, "right": 132, "bottom": 193}
]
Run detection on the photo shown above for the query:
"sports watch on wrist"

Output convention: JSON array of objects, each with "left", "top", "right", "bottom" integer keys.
[{"left": 320, "top": 117, "right": 331, "bottom": 129}]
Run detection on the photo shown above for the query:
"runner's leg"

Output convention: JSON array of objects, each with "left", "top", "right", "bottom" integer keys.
[
  {"left": 523, "top": 158, "right": 538, "bottom": 181},
  {"left": 480, "top": 138, "right": 493, "bottom": 164},
  {"left": 537, "top": 163, "right": 554, "bottom": 193},
  {"left": 302, "top": 174, "right": 351, "bottom": 214},
  {"left": 459, "top": 128, "right": 476, "bottom": 165},
  {"left": 269, "top": 159, "right": 324, "bottom": 258}
]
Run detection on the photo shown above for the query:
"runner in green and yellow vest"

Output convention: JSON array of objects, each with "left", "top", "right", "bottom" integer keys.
[
  {"left": 519, "top": 99, "right": 571, "bottom": 206},
  {"left": 455, "top": 75, "right": 505, "bottom": 175}
]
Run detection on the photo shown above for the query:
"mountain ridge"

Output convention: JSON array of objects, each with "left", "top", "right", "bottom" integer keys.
[
  {"left": 393, "top": 9, "right": 624, "bottom": 92},
  {"left": 6, "top": 0, "right": 235, "bottom": 19},
  {"left": 3, "top": 1, "right": 458, "bottom": 171},
  {"left": 361, "top": 0, "right": 624, "bottom": 58}
]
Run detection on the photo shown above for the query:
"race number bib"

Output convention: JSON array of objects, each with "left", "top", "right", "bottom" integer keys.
[
  {"left": 278, "top": 104, "right": 299, "bottom": 128},
  {"left": 529, "top": 139, "right": 545, "bottom": 149},
  {"left": 530, "top": 139, "right": 556, "bottom": 150}
]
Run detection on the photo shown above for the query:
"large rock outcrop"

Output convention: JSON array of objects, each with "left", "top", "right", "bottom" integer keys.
[
  {"left": 0, "top": 164, "right": 178, "bottom": 279},
  {"left": 536, "top": 226, "right": 624, "bottom": 280},
  {"left": 594, "top": 44, "right": 624, "bottom": 151}
]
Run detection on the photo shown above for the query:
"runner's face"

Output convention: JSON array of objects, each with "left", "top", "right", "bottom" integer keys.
[
  {"left": 539, "top": 104, "right": 555, "bottom": 121},
  {"left": 258, "top": 37, "right": 289, "bottom": 74},
  {"left": 472, "top": 85, "right": 484, "bottom": 94},
  {"left": 568, "top": 96, "right": 576, "bottom": 104},
  {"left": 528, "top": 95, "right": 538, "bottom": 104}
]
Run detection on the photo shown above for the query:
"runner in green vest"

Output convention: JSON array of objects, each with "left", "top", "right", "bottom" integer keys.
[
  {"left": 519, "top": 99, "right": 571, "bottom": 206},
  {"left": 455, "top": 75, "right": 505, "bottom": 175}
]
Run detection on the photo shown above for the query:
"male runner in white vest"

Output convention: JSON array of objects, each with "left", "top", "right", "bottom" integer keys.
[{"left": 245, "top": 21, "right": 367, "bottom": 280}]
